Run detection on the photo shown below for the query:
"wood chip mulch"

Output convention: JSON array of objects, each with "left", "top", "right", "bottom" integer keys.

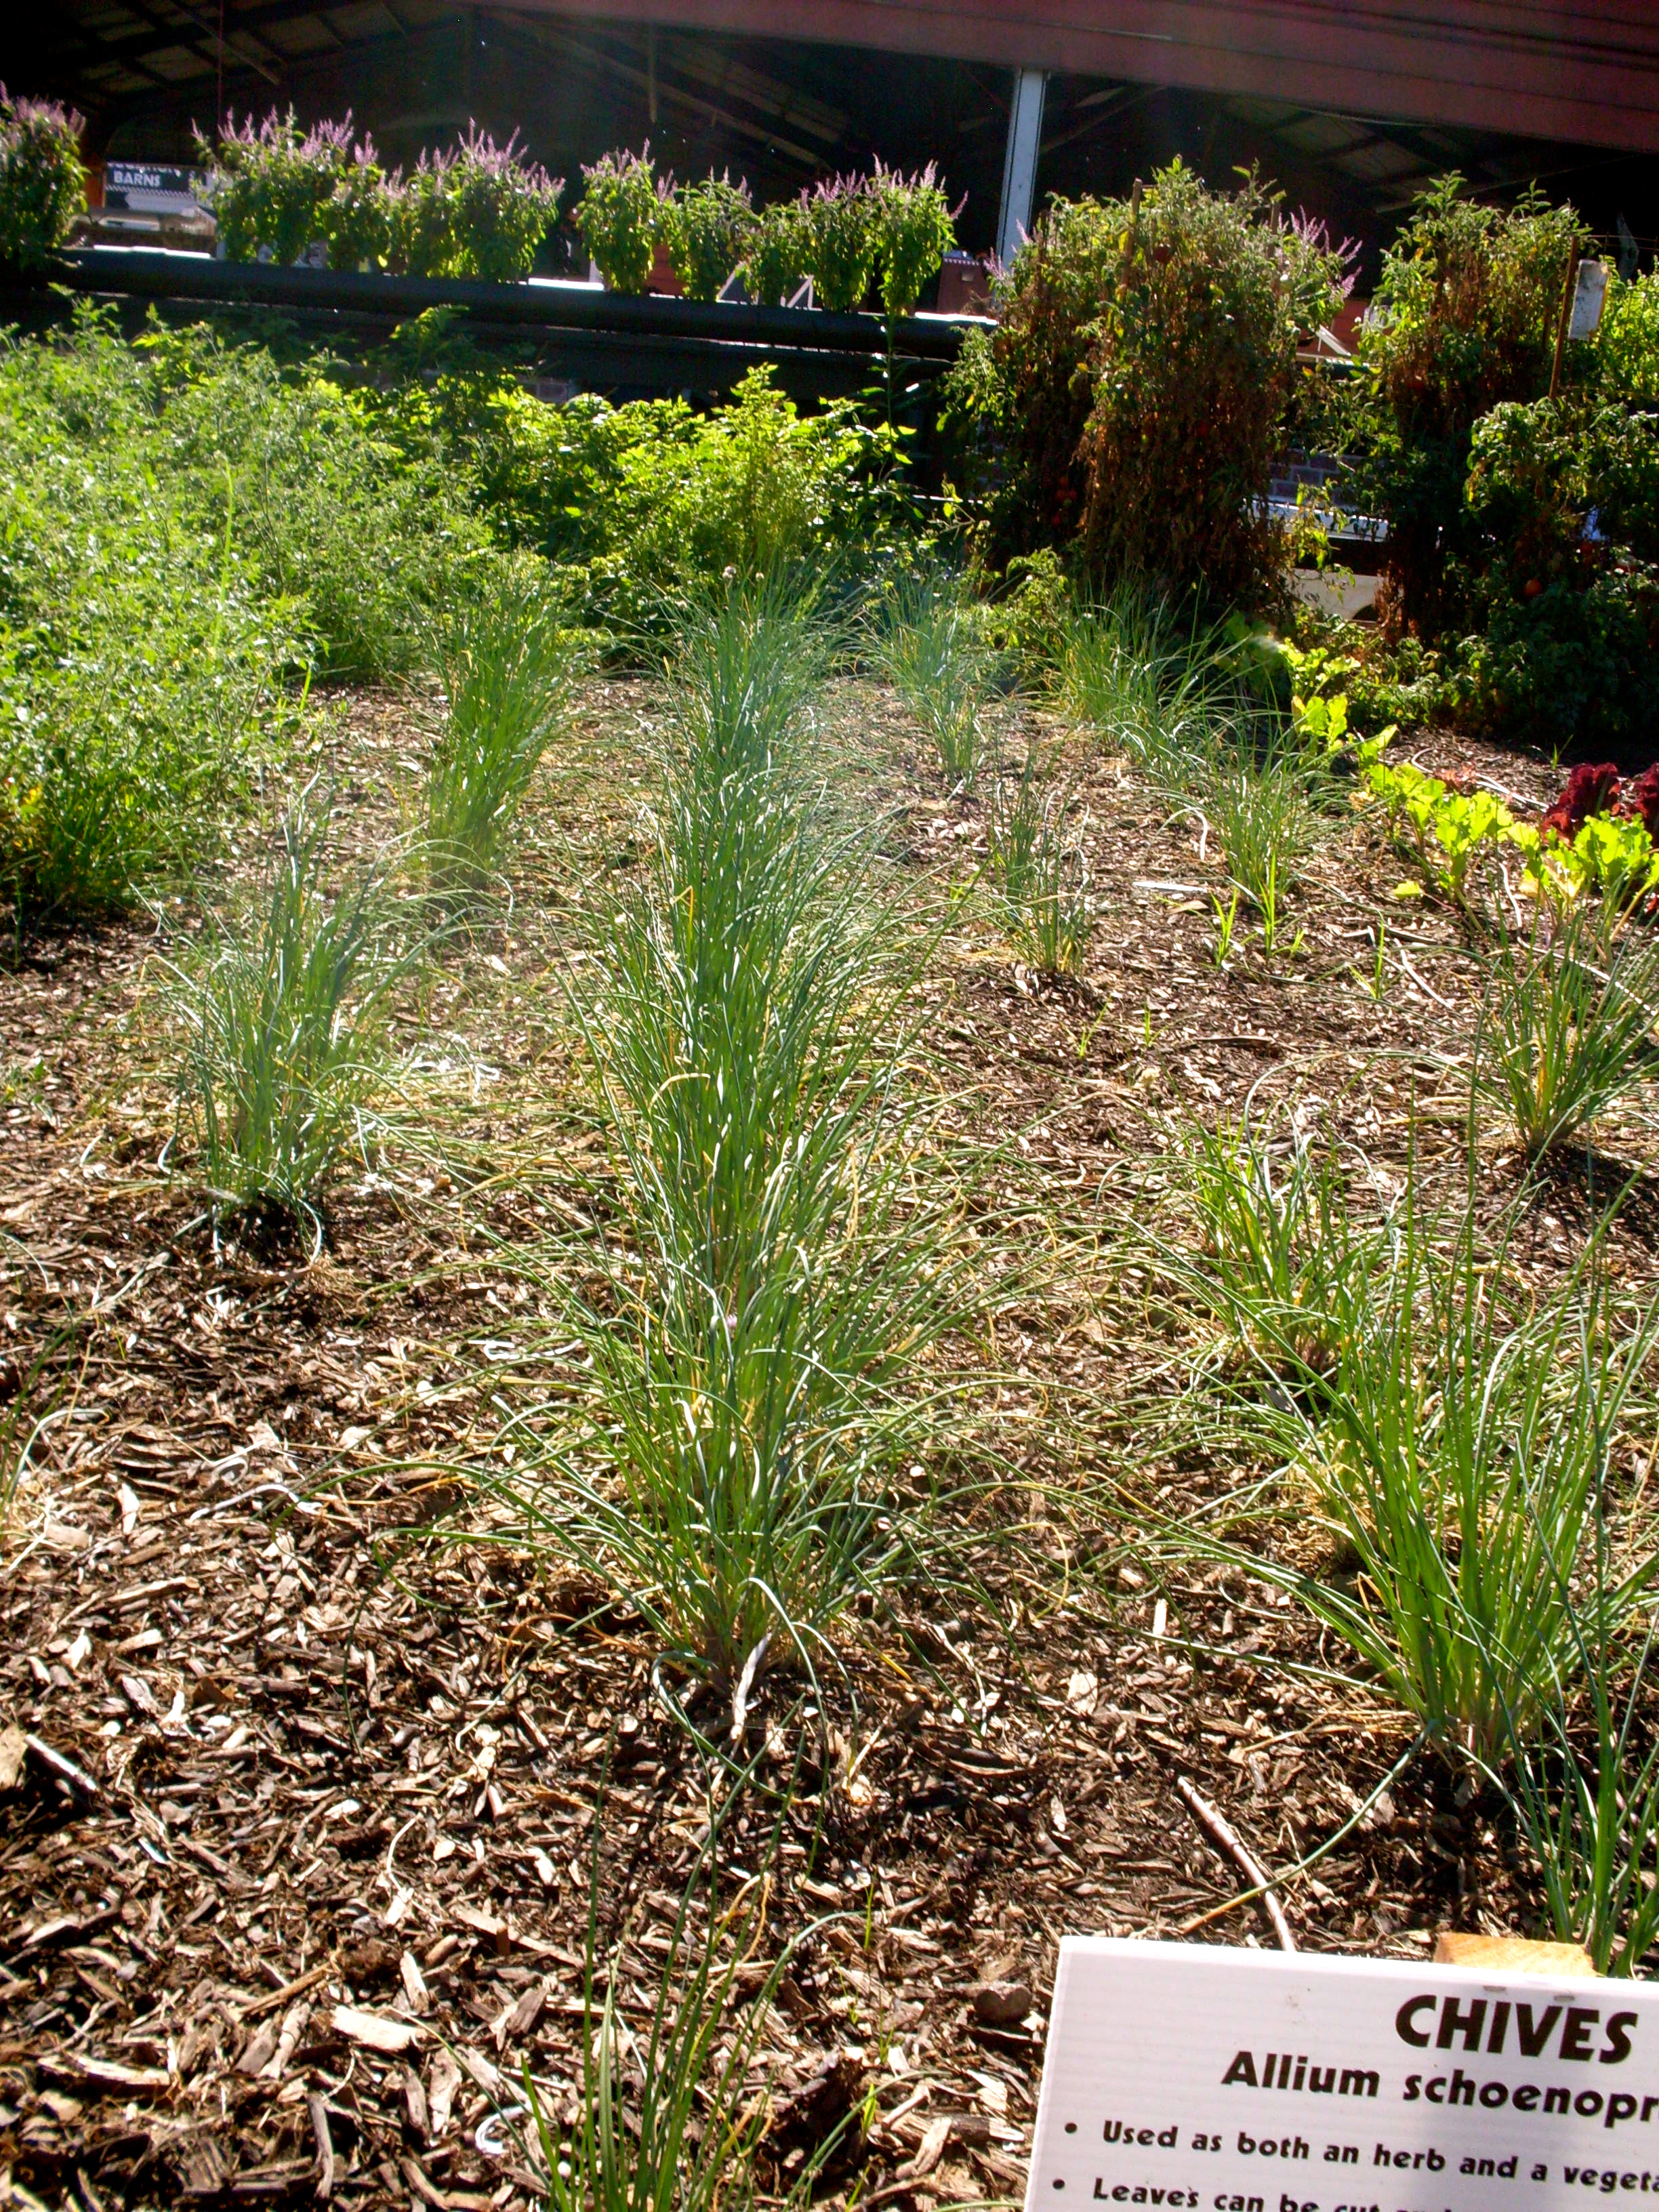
[{"left": 1, "top": 680, "right": 1647, "bottom": 2209}]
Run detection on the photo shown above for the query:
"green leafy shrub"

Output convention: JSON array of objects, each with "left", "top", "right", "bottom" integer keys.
[
  {"left": 1076, "top": 165, "right": 1347, "bottom": 609},
  {"left": 1453, "top": 394, "right": 1659, "bottom": 746},
  {"left": 0, "top": 316, "right": 306, "bottom": 917},
  {"left": 943, "top": 196, "right": 1120, "bottom": 562},
  {"left": 145, "top": 328, "right": 495, "bottom": 678},
  {"left": 947, "top": 165, "right": 1346, "bottom": 609},
  {"left": 806, "top": 174, "right": 876, "bottom": 312},
  {"left": 574, "top": 146, "right": 664, "bottom": 295},
  {"left": 320, "top": 142, "right": 396, "bottom": 273},
  {"left": 434, "top": 364, "right": 907, "bottom": 619},
  {"left": 871, "top": 161, "right": 956, "bottom": 316},
  {"left": 196, "top": 110, "right": 351, "bottom": 264},
  {"left": 663, "top": 171, "right": 752, "bottom": 301},
  {"left": 394, "top": 128, "right": 560, "bottom": 281},
  {"left": 1351, "top": 176, "right": 1584, "bottom": 631},
  {"left": 990, "top": 548, "right": 1071, "bottom": 678},
  {"left": 0, "top": 88, "right": 85, "bottom": 270},
  {"left": 741, "top": 193, "right": 812, "bottom": 306},
  {"left": 1596, "top": 270, "right": 1659, "bottom": 404}
]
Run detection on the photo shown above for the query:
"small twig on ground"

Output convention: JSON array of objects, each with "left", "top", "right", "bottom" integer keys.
[{"left": 1174, "top": 1774, "right": 1296, "bottom": 1952}]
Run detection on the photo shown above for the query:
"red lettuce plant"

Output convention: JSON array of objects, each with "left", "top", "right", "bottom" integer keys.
[{"left": 1540, "top": 761, "right": 1659, "bottom": 844}]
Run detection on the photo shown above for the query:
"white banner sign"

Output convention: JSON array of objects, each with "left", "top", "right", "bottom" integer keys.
[{"left": 1026, "top": 1941, "right": 1659, "bottom": 2212}]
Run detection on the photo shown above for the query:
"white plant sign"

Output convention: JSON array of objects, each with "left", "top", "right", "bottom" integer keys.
[{"left": 1026, "top": 1942, "right": 1659, "bottom": 2212}]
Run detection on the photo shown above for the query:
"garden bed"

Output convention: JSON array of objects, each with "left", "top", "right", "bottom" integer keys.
[{"left": 3, "top": 670, "right": 1652, "bottom": 2209}]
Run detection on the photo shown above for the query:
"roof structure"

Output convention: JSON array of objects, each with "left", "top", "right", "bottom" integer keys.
[
  {"left": 550, "top": 0, "right": 1659, "bottom": 156},
  {"left": 6, "top": 1, "right": 1656, "bottom": 262}
]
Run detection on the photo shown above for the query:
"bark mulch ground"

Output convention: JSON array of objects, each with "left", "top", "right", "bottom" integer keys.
[{"left": 1, "top": 680, "right": 1650, "bottom": 2209}]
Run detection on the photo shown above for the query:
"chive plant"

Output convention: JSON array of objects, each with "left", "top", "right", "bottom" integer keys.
[
  {"left": 531, "top": 1854, "right": 788, "bottom": 2212},
  {"left": 1195, "top": 1189, "right": 1659, "bottom": 1763},
  {"left": 1180, "top": 1099, "right": 1388, "bottom": 1372},
  {"left": 1195, "top": 722, "right": 1313, "bottom": 945},
  {"left": 985, "top": 743, "right": 1091, "bottom": 975},
  {"left": 503, "top": 585, "right": 974, "bottom": 1684},
  {"left": 1486, "top": 1556, "right": 1659, "bottom": 1975},
  {"left": 425, "top": 564, "right": 580, "bottom": 897},
  {"left": 1056, "top": 587, "right": 1223, "bottom": 786},
  {"left": 1475, "top": 901, "right": 1659, "bottom": 1156},
  {"left": 869, "top": 562, "right": 998, "bottom": 791},
  {"left": 167, "top": 786, "right": 406, "bottom": 1237},
  {"left": 524, "top": 1756, "right": 849, "bottom": 2211}
]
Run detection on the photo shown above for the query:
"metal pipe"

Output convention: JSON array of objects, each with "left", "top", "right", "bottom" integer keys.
[{"left": 48, "top": 247, "right": 982, "bottom": 360}]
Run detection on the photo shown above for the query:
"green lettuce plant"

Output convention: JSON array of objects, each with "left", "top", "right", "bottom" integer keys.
[{"left": 1364, "top": 756, "right": 1521, "bottom": 903}]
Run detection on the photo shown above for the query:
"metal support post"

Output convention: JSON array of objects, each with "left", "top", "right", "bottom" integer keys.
[{"left": 997, "top": 68, "right": 1047, "bottom": 267}]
